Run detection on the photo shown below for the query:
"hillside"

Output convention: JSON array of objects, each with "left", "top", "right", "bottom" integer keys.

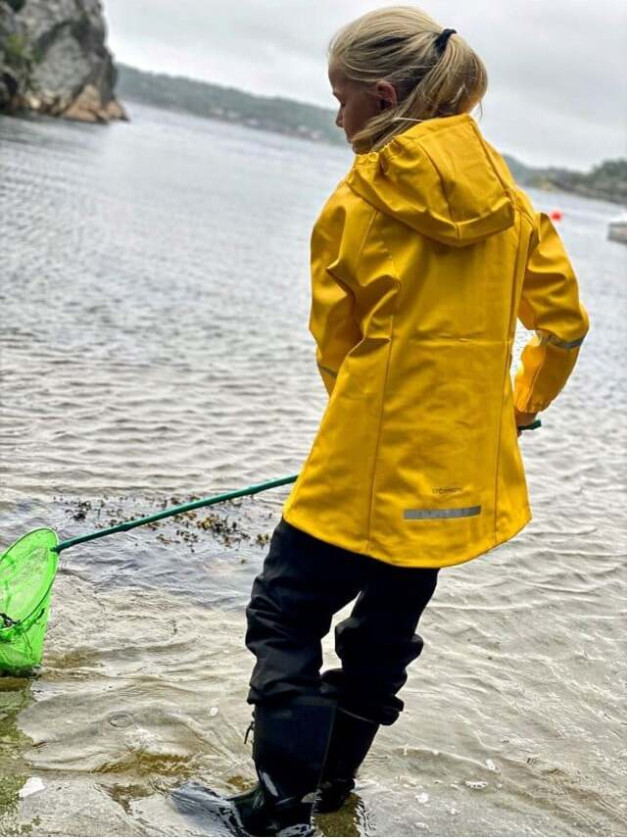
[{"left": 116, "top": 63, "right": 338, "bottom": 146}]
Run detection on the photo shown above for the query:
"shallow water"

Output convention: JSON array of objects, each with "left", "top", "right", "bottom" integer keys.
[{"left": 0, "top": 104, "right": 626, "bottom": 836}]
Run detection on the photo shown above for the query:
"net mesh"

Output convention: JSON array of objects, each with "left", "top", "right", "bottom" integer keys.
[{"left": 0, "top": 528, "right": 59, "bottom": 675}]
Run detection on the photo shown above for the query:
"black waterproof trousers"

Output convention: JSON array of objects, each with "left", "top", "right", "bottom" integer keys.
[{"left": 246, "top": 517, "right": 439, "bottom": 726}]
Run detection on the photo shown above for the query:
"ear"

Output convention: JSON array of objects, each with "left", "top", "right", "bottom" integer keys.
[{"left": 376, "top": 80, "right": 398, "bottom": 111}]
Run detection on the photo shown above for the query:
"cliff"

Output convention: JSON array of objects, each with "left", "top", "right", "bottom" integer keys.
[{"left": 0, "top": 0, "right": 126, "bottom": 123}]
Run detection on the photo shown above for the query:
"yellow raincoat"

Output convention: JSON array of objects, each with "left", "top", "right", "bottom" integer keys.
[{"left": 283, "top": 113, "right": 588, "bottom": 568}]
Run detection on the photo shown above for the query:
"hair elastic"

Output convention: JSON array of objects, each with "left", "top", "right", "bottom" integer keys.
[{"left": 433, "top": 28, "right": 456, "bottom": 54}]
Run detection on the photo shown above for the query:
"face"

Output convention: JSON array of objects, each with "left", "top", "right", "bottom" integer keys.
[{"left": 328, "top": 60, "right": 397, "bottom": 150}]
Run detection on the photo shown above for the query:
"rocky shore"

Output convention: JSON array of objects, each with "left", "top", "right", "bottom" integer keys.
[{"left": 0, "top": 0, "right": 126, "bottom": 123}]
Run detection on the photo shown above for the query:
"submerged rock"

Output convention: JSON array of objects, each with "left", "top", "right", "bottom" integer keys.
[{"left": 0, "top": 0, "right": 127, "bottom": 122}]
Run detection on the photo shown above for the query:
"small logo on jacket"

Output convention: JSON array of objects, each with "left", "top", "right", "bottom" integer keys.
[{"left": 432, "top": 487, "right": 463, "bottom": 495}]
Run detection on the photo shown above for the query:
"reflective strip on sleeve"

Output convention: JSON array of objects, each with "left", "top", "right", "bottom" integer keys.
[
  {"left": 403, "top": 505, "right": 482, "bottom": 520},
  {"left": 536, "top": 330, "right": 586, "bottom": 350},
  {"left": 317, "top": 363, "right": 338, "bottom": 379}
]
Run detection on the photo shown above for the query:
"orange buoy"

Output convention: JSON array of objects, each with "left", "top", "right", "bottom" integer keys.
[{"left": 550, "top": 210, "right": 563, "bottom": 222}]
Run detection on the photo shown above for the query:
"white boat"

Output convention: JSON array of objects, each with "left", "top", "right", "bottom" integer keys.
[{"left": 608, "top": 213, "right": 627, "bottom": 244}]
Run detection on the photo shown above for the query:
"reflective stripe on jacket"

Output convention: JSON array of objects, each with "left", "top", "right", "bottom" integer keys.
[{"left": 283, "top": 113, "right": 589, "bottom": 568}]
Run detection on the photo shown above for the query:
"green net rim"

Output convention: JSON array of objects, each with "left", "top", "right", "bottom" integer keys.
[{"left": 0, "top": 528, "right": 59, "bottom": 639}]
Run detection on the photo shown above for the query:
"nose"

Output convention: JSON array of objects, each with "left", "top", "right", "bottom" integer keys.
[{"left": 335, "top": 107, "right": 343, "bottom": 129}]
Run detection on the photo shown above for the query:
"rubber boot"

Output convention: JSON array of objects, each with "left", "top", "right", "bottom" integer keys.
[
  {"left": 173, "top": 696, "right": 335, "bottom": 836},
  {"left": 315, "top": 707, "right": 379, "bottom": 814}
]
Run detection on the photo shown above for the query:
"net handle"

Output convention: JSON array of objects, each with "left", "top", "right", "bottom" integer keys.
[{"left": 53, "top": 475, "right": 298, "bottom": 555}]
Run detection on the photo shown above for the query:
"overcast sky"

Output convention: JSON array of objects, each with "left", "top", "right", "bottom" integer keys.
[{"left": 104, "top": 0, "right": 626, "bottom": 170}]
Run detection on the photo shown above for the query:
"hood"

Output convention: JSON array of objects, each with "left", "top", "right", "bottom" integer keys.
[{"left": 345, "top": 113, "right": 516, "bottom": 248}]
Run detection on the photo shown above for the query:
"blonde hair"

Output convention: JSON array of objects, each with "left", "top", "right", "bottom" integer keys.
[{"left": 328, "top": 6, "right": 488, "bottom": 153}]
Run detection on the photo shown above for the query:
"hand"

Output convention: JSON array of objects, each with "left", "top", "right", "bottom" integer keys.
[{"left": 515, "top": 410, "right": 538, "bottom": 438}]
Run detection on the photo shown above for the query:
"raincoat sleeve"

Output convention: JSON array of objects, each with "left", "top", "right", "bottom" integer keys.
[
  {"left": 309, "top": 272, "right": 362, "bottom": 397},
  {"left": 514, "top": 212, "right": 589, "bottom": 414}
]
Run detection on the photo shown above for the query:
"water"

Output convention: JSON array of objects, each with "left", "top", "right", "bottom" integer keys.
[{"left": 1, "top": 103, "right": 626, "bottom": 836}]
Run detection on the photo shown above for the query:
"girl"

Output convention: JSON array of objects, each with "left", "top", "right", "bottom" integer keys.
[{"left": 174, "top": 6, "right": 588, "bottom": 836}]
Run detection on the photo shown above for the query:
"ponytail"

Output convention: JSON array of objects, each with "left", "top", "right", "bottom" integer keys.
[{"left": 329, "top": 6, "right": 488, "bottom": 153}]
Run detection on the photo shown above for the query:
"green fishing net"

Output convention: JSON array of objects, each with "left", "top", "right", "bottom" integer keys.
[{"left": 0, "top": 528, "right": 59, "bottom": 675}]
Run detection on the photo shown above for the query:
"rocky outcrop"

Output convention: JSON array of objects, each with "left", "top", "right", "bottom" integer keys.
[{"left": 0, "top": 0, "right": 127, "bottom": 123}]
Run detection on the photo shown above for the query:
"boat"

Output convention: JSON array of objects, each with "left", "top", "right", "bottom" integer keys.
[{"left": 608, "top": 214, "right": 627, "bottom": 244}]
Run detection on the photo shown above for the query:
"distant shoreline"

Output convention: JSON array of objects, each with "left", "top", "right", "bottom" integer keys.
[{"left": 115, "top": 65, "right": 626, "bottom": 208}]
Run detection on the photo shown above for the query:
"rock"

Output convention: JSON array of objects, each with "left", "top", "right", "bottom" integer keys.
[
  {"left": 104, "top": 96, "right": 127, "bottom": 121},
  {"left": 0, "top": 1, "right": 30, "bottom": 109},
  {"left": 464, "top": 780, "right": 489, "bottom": 791},
  {"left": 0, "top": 0, "right": 126, "bottom": 122},
  {"left": 62, "top": 81, "right": 127, "bottom": 123}
]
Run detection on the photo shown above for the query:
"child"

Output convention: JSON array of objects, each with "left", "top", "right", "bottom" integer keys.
[{"left": 174, "top": 6, "right": 588, "bottom": 836}]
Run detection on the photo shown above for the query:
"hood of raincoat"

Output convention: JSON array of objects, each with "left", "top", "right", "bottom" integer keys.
[{"left": 346, "top": 113, "right": 516, "bottom": 248}]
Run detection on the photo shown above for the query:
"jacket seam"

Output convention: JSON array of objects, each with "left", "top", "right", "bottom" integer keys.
[
  {"left": 322, "top": 193, "right": 378, "bottom": 391},
  {"left": 518, "top": 347, "right": 545, "bottom": 411},
  {"left": 364, "top": 214, "right": 402, "bottom": 553},
  {"left": 513, "top": 193, "right": 535, "bottom": 229},
  {"left": 494, "top": 210, "right": 525, "bottom": 538},
  {"left": 515, "top": 213, "right": 545, "bottom": 410},
  {"left": 469, "top": 122, "right": 514, "bottom": 198},
  {"left": 415, "top": 142, "right": 458, "bottom": 230},
  {"left": 327, "top": 199, "right": 379, "bottom": 287}
]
